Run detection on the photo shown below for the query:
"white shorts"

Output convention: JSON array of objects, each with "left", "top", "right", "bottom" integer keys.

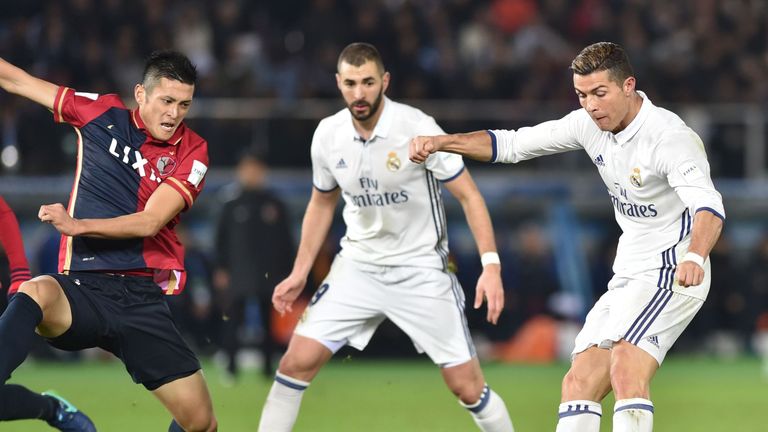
[
  {"left": 295, "top": 255, "right": 476, "bottom": 366},
  {"left": 572, "top": 279, "right": 704, "bottom": 365}
]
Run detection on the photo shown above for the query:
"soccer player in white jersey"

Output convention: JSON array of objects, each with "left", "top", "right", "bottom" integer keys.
[
  {"left": 257, "top": 43, "right": 515, "bottom": 432},
  {"left": 410, "top": 42, "right": 725, "bottom": 432}
]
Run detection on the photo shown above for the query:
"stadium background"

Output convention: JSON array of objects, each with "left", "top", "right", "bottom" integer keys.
[{"left": 0, "top": 1, "right": 766, "bottom": 430}]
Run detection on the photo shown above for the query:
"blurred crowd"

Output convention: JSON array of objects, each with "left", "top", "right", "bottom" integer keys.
[
  {"left": 0, "top": 0, "right": 764, "bottom": 173},
  {"left": 2, "top": 0, "right": 766, "bottom": 102},
  {"left": 1, "top": 0, "right": 768, "bottom": 365}
]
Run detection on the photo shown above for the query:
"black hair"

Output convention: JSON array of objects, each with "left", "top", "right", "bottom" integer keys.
[{"left": 142, "top": 50, "right": 197, "bottom": 90}]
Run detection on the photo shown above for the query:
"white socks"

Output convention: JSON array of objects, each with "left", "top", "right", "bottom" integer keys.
[
  {"left": 460, "top": 385, "right": 515, "bottom": 432},
  {"left": 257, "top": 372, "right": 310, "bottom": 432},
  {"left": 556, "top": 400, "right": 602, "bottom": 432},
  {"left": 613, "top": 398, "right": 653, "bottom": 432}
]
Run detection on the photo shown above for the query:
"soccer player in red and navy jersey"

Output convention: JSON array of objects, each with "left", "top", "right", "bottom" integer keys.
[{"left": 0, "top": 51, "right": 217, "bottom": 431}]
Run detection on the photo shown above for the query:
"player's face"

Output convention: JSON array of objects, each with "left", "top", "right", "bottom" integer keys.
[
  {"left": 574, "top": 70, "right": 635, "bottom": 133},
  {"left": 336, "top": 60, "right": 390, "bottom": 123},
  {"left": 134, "top": 77, "right": 194, "bottom": 141}
]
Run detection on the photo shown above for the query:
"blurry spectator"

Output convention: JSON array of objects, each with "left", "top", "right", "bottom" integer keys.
[
  {"left": 166, "top": 225, "right": 218, "bottom": 356},
  {"left": 214, "top": 149, "right": 294, "bottom": 379},
  {"left": 747, "top": 235, "right": 768, "bottom": 346}
]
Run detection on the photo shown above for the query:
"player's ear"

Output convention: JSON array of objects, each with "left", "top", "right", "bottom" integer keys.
[
  {"left": 335, "top": 73, "right": 342, "bottom": 91},
  {"left": 134, "top": 83, "right": 145, "bottom": 106},
  {"left": 382, "top": 71, "right": 391, "bottom": 93},
  {"left": 623, "top": 76, "right": 636, "bottom": 96}
]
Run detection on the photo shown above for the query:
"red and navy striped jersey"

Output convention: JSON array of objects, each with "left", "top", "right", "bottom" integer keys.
[{"left": 52, "top": 87, "right": 209, "bottom": 294}]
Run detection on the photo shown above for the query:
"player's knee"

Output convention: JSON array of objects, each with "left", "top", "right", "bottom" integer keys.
[
  {"left": 175, "top": 412, "right": 217, "bottom": 432},
  {"left": 17, "top": 279, "right": 56, "bottom": 309},
  {"left": 609, "top": 365, "right": 649, "bottom": 399},
  {"left": 561, "top": 369, "right": 602, "bottom": 401},
  {"left": 609, "top": 344, "right": 652, "bottom": 398},
  {"left": 445, "top": 375, "right": 485, "bottom": 403},
  {"left": 277, "top": 352, "right": 321, "bottom": 381}
]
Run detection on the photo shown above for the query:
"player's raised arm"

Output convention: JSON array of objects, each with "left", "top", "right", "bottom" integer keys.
[
  {"left": 272, "top": 187, "right": 340, "bottom": 314},
  {"left": 0, "top": 58, "right": 59, "bottom": 110},
  {"left": 38, "top": 183, "right": 185, "bottom": 239},
  {"left": 410, "top": 130, "right": 494, "bottom": 164},
  {"left": 442, "top": 169, "right": 504, "bottom": 324}
]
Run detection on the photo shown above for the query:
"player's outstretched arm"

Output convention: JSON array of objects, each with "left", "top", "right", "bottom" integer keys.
[
  {"left": 677, "top": 210, "right": 723, "bottom": 287},
  {"left": 443, "top": 169, "right": 504, "bottom": 324},
  {"left": 409, "top": 131, "right": 494, "bottom": 164},
  {"left": 38, "top": 183, "right": 185, "bottom": 239},
  {"left": 273, "top": 187, "right": 340, "bottom": 314},
  {"left": 0, "top": 58, "right": 58, "bottom": 110}
]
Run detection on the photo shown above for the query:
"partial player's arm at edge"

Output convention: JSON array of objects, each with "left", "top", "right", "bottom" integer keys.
[
  {"left": 39, "top": 183, "right": 185, "bottom": 239},
  {"left": 443, "top": 170, "right": 504, "bottom": 324},
  {"left": 0, "top": 58, "right": 58, "bottom": 110},
  {"left": 410, "top": 130, "right": 494, "bottom": 164}
]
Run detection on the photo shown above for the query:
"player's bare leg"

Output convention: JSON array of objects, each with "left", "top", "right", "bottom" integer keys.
[
  {"left": 18, "top": 276, "right": 73, "bottom": 338},
  {"left": 556, "top": 346, "right": 612, "bottom": 432},
  {"left": 0, "top": 276, "right": 72, "bottom": 384},
  {"left": 153, "top": 371, "right": 217, "bottom": 431},
  {"left": 441, "top": 357, "right": 514, "bottom": 432},
  {"left": 258, "top": 334, "right": 334, "bottom": 432},
  {"left": 610, "top": 340, "right": 658, "bottom": 432}
]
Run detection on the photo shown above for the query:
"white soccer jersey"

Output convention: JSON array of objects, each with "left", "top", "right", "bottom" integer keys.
[
  {"left": 490, "top": 91, "right": 725, "bottom": 300},
  {"left": 311, "top": 97, "right": 464, "bottom": 269}
]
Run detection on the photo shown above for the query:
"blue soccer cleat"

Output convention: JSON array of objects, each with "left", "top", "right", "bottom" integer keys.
[{"left": 42, "top": 391, "right": 97, "bottom": 432}]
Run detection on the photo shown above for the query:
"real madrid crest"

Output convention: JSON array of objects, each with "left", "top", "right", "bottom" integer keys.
[
  {"left": 386, "top": 151, "right": 401, "bottom": 172},
  {"left": 629, "top": 167, "right": 642, "bottom": 188},
  {"left": 156, "top": 154, "right": 178, "bottom": 177}
]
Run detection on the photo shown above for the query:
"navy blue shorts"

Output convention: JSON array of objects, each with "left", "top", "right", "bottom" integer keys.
[{"left": 47, "top": 272, "right": 200, "bottom": 390}]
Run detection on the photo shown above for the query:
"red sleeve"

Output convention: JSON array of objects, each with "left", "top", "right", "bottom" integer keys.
[
  {"left": 53, "top": 86, "right": 126, "bottom": 128},
  {"left": 0, "top": 197, "right": 31, "bottom": 295},
  {"left": 164, "top": 132, "right": 209, "bottom": 210}
]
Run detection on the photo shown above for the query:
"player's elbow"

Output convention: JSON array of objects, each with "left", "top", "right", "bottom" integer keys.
[{"left": 138, "top": 213, "right": 166, "bottom": 238}]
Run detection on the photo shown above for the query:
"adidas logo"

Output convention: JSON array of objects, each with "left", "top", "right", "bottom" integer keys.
[
  {"left": 593, "top": 154, "right": 605, "bottom": 166},
  {"left": 646, "top": 335, "right": 659, "bottom": 348},
  {"left": 335, "top": 158, "right": 347, "bottom": 169}
]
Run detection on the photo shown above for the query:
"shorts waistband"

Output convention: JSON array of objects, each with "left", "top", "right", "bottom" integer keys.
[{"left": 83, "top": 269, "right": 154, "bottom": 278}]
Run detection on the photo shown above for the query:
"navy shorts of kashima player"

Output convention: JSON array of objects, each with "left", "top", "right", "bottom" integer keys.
[{"left": 48, "top": 272, "right": 199, "bottom": 390}]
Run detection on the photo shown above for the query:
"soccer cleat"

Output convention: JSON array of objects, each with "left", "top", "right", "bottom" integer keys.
[{"left": 42, "top": 391, "right": 97, "bottom": 432}]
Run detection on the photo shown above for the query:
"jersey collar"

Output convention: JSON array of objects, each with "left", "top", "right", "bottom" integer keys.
[
  {"left": 614, "top": 91, "right": 652, "bottom": 146},
  {"left": 131, "top": 109, "right": 185, "bottom": 145}
]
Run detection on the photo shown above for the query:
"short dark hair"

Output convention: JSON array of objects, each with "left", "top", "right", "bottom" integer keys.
[
  {"left": 570, "top": 42, "right": 634, "bottom": 85},
  {"left": 142, "top": 50, "right": 197, "bottom": 91},
  {"left": 337, "top": 42, "right": 385, "bottom": 75}
]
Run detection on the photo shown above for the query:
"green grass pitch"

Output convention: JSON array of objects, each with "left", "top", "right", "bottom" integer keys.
[{"left": 7, "top": 356, "right": 766, "bottom": 431}]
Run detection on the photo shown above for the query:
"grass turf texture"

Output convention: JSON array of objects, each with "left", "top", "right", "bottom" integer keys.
[{"left": 7, "top": 356, "right": 765, "bottom": 431}]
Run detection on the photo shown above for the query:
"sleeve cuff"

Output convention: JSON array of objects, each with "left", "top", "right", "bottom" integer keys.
[
  {"left": 53, "top": 86, "right": 70, "bottom": 123},
  {"left": 440, "top": 165, "right": 466, "bottom": 183},
  {"left": 166, "top": 177, "right": 195, "bottom": 209},
  {"left": 486, "top": 130, "right": 497, "bottom": 163},
  {"left": 695, "top": 207, "right": 725, "bottom": 221},
  {"left": 313, "top": 184, "right": 339, "bottom": 193}
]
